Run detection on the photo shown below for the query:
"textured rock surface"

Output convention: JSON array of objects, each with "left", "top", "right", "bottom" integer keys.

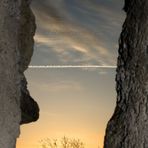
[
  {"left": 104, "top": 0, "right": 148, "bottom": 148},
  {"left": 0, "top": 0, "right": 39, "bottom": 147},
  {"left": 18, "top": 0, "right": 39, "bottom": 125}
]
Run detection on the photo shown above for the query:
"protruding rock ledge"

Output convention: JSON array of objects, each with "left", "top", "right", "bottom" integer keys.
[{"left": 18, "top": 0, "right": 39, "bottom": 125}]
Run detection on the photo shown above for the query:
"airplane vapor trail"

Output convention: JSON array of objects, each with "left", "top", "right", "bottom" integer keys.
[{"left": 29, "top": 65, "right": 117, "bottom": 69}]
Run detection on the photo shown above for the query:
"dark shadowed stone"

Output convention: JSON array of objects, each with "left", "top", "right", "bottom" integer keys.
[
  {"left": 18, "top": 0, "right": 39, "bottom": 124},
  {"left": 20, "top": 90, "right": 39, "bottom": 124},
  {"left": 104, "top": 0, "right": 148, "bottom": 148},
  {"left": 20, "top": 77, "right": 39, "bottom": 124}
]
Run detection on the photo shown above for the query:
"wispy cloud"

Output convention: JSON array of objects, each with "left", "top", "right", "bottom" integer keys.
[{"left": 31, "top": 0, "right": 125, "bottom": 66}]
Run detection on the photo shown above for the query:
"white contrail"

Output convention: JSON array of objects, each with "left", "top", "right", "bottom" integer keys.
[{"left": 29, "top": 65, "right": 117, "bottom": 69}]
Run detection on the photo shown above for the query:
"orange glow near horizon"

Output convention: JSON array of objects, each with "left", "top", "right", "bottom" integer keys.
[
  {"left": 17, "top": 111, "right": 107, "bottom": 148},
  {"left": 17, "top": 124, "right": 105, "bottom": 148},
  {"left": 16, "top": 68, "right": 116, "bottom": 148}
]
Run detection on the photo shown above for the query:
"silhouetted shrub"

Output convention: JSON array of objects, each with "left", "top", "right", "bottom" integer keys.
[{"left": 40, "top": 136, "right": 85, "bottom": 148}]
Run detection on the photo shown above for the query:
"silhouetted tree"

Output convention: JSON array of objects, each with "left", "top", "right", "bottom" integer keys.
[{"left": 40, "top": 137, "right": 85, "bottom": 148}]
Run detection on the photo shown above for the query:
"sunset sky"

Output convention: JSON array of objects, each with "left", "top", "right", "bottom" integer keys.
[{"left": 17, "top": 0, "right": 125, "bottom": 148}]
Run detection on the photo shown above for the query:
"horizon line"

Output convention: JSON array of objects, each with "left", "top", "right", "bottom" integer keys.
[{"left": 28, "top": 65, "right": 117, "bottom": 69}]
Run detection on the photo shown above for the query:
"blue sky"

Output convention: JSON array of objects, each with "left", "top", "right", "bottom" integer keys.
[{"left": 17, "top": 1, "right": 125, "bottom": 148}]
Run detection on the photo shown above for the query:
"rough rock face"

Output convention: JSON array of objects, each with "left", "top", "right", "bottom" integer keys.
[
  {"left": 18, "top": 0, "right": 39, "bottom": 125},
  {"left": 104, "top": 0, "right": 148, "bottom": 148},
  {"left": 0, "top": 0, "right": 39, "bottom": 147}
]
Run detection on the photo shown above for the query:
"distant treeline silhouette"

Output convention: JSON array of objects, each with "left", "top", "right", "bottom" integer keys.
[{"left": 40, "top": 136, "right": 85, "bottom": 148}]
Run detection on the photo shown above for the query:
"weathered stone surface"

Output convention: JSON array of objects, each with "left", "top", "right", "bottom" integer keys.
[
  {"left": 18, "top": 0, "right": 39, "bottom": 125},
  {"left": 0, "top": 0, "right": 39, "bottom": 147},
  {"left": 104, "top": 0, "right": 148, "bottom": 148},
  {"left": 18, "top": 0, "right": 36, "bottom": 72}
]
